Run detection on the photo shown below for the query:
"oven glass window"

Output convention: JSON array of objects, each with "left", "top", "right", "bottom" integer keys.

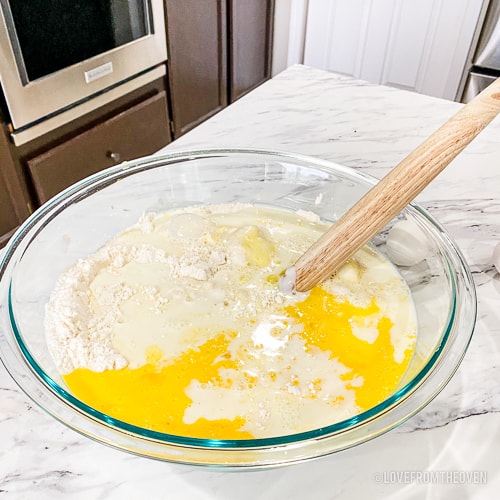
[{"left": 6, "top": 0, "right": 152, "bottom": 83}]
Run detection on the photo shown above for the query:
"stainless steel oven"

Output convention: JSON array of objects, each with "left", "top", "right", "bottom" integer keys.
[
  {"left": 461, "top": 0, "right": 500, "bottom": 102},
  {"left": 0, "top": 0, "right": 166, "bottom": 144}
]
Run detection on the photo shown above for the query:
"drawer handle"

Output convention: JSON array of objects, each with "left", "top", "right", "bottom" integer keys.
[{"left": 107, "top": 151, "right": 121, "bottom": 162}]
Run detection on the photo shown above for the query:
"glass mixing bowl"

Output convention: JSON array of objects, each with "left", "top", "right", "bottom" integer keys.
[{"left": 0, "top": 149, "right": 476, "bottom": 467}]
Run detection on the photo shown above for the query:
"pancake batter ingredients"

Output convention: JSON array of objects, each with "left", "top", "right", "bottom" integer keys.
[{"left": 46, "top": 204, "right": 417, "bottom": 439}]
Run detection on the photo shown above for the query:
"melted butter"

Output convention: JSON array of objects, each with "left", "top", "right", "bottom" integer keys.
[{"left": 239, "top": 225, "right": 274, "bottom": 266}]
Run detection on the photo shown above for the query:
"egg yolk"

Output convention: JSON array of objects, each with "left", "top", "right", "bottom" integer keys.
[
  {"left": 64, "top": 332, "right": 253, "bottom": 439},
  {"left": 63, "top": 287, "right": 414, "bottom": 439},
  {"left": 286, "top": 287, "right": 414, "bottom": 410}
]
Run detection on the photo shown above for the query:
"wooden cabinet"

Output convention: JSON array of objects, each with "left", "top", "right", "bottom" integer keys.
[
  {"left": 0, "top": 125, "right": 31, "bottom": 247},
  {"left": 27, "top": 91, "right": 170, "bottom": 204},
  {"left": 0, "top": 180, "right": 17, "bottom": 245},
  {"left": 0, "top": 171, "right": 26, "bottom": 247},
  {"left": 228, "top": 0, "right": 274, "bottom": 102},
  {"left": 164, "top": 0, "right": 228, "bottom": 138},
  {"left": 165, "top": 0, "right": 274, "bottom": 139},
  {"left": 0, "top": 181, "right": 19, "bottom": 247}
]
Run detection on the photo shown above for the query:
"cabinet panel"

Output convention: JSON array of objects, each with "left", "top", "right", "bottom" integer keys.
[
  {"left": 303, "top": 0, "right": 485, "bottom": 100},
  {"left": 165, "top": 0, "right": 228, "bottom": 138},
  {"left": 382, "top": 0, "right": 435, "bottom": 90},
  {"left": 0, "top": 179, "right": 19, "bottom": 245},
  {"left": 0, "top": 125, "right": 32, "bottom": 246},
  {"left": 27, "top": 91, "right": 170, "bottom": 204},
  {"left": 229, "top": 0, "right": 275, "bottom": 102}
]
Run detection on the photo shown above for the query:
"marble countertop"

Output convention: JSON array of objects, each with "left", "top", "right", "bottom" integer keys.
[{"left": 1, "top": 65, "right": 499, "bottom": 499}]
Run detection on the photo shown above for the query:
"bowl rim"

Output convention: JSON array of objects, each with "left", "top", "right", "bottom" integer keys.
[{"left": 0, "top": 148, "right": 477, "bottom": 463}]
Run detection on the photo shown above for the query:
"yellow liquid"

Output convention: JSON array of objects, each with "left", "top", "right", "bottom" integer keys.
[{"left": 64, "top": 287, "right": 414, "bottom": 439}]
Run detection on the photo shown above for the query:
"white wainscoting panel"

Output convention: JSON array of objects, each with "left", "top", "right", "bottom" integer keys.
[{"left": 303, "top": 0, "right": 486, "bottom": 100}]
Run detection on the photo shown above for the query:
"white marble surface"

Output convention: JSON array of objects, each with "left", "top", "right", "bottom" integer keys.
[{"left": 1, "top": 65, "right": 500, "bottom": 498}]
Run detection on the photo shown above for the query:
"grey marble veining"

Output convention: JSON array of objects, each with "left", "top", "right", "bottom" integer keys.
[{"left": 1, "top": 65, "right": 499, "bottom": 498}]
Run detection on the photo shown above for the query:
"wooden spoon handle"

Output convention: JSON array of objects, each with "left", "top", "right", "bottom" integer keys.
[{"left": 294, "top": 78, "right": 500, "bottom": 292}]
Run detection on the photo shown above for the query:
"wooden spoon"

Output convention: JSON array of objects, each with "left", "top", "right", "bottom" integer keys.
[{"left": 290, "top": 78, "right": 500, "bottom": 292}]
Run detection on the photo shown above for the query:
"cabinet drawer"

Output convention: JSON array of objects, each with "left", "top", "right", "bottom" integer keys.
[{"left": 27, "top": 91, "right": 171, "bottom": 204}]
